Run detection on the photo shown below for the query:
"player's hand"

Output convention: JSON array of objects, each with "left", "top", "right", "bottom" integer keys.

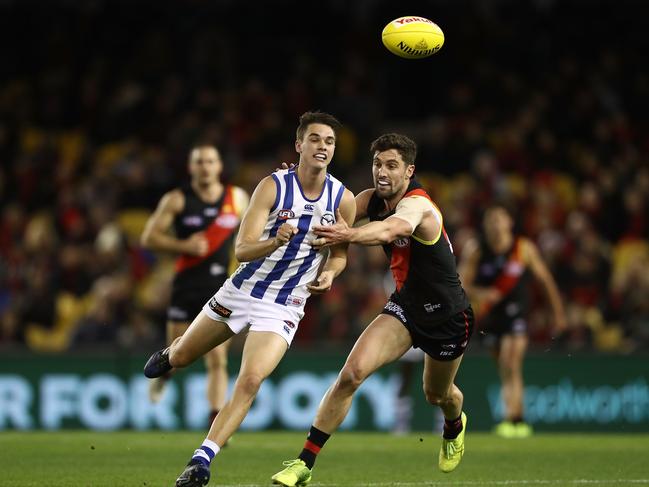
[
  {"left": 273, "top": 223, "right": 298, "bottom": 247},
  {"left": 483, "top": 287, "right": 503, "bottom": 304},
  {"left": 307, "top": 270, "right": 334, "bottom": 294},
  {"left": 551, "top": 313, "right": 568, "bottom": 337},
  {"left": 273, "top": 162, "right": 297, "bottom": 172},
  {"left": 311, "top": 208, "right": 351, "bottom": 250},
  {"left": 184, "top": 232, "right": 209, "bottom": 256}
]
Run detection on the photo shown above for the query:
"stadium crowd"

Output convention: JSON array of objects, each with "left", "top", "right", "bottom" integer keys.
[{"left": 1, "top": 0, "right": 647, "bottom": 354}]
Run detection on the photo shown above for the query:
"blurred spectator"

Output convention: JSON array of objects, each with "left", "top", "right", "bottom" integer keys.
[{"left": 0, "top": 0, "right": 647, "bottom": 353}]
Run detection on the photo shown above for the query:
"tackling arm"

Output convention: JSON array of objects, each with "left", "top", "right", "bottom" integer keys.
[
  {"left": 311, "top": 195, "right": 429, "bottom": 248},
  {"left": 307, "top": 189, "right": 356, "bottom": 293}
]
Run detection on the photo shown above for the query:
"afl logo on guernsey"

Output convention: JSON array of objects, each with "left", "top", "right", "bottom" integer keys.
[
  {"left": 278, "top": 209, "right": 295, "bottom": 220},
  {"left": 320, "top": 213, "right": 335, "bottom": 225}
]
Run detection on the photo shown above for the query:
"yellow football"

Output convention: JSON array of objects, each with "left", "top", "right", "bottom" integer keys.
[{"left": 381, "top": 16, "right": 444, "bottom": 59}]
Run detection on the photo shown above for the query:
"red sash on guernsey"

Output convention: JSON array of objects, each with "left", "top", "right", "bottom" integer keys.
[
  {"left": 477, "top": 237, "right": 525, "bottom": 320},
  {"left": 390, "top": 188, "right": 435, "bottom": 291},
  {"left": 175, "top": 186, "right": 239, "bottom": 273}
]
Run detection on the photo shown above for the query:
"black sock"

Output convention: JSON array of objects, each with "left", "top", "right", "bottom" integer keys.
[
  {"left": 443, "top": 414, "right": 463, "bottom": 439},
  {"left": 298, "top": 426, "right": 330, "bottom": 469},
  {"left": 208, "top": 409, "right": 219, "bottom": 426},
  {"left": 512, "top": 415, "right": 523, "bottom": 424}
]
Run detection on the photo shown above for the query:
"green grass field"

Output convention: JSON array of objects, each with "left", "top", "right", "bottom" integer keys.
[{"left": 1, "top": 431, "right": 648, "bottom": 486}]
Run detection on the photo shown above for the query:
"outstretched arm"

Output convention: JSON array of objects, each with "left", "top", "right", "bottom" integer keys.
[
  {"left": 311, "top": 195, "right": 430, "bottom": 248},
  {"left": 307, "top": 189, "right": 356, "bottom": 293},
  {"left": 234, "top": 176, "right": 297, "bottom": 262}
]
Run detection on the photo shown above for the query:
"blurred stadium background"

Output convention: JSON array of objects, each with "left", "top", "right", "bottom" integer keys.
[{"left": 1, "top": 0, "right": 648, "bottom": 464}]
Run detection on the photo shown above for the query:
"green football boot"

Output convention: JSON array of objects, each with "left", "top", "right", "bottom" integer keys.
[
  {"left": 439, "top": 412, "right": 467, "bottom": 473},
  {"left": 271, "top": 459, "right": 312, "bottom": 486},
  {"left": 494, "top": 420, "right": 517, "bottom": 438},
  {"left": 515, "top": 422, "right": 533, "bottom": 438}
]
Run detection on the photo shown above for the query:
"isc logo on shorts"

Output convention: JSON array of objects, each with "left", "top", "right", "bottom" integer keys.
[
  {"left": 393, "top": 238, "right": 409, "bottom": 248},
  {"left": 285, "top": 295, "right": 304, "bottom": 307},
  {"left": 208, "top": 297, "right": 232, "bottom": 318}
]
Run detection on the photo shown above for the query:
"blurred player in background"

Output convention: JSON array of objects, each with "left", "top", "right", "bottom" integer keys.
[
  {"left": 143, "top": 111, "right": 356, "bottom": 487},
  {"left": 140, "top": 144, "right": 249, "bottom": 425},
  {"left": 381, "top": 268, "right": 432, "bottom": 435},
  {"left": 458, "top": 204, "right": 567, "bottom": 438},
  {"left": 392, "top": 346, "right": 427, "bottom": 434},
  {"left": 272, "top": 133, "right": 474, "bottom": 486}
]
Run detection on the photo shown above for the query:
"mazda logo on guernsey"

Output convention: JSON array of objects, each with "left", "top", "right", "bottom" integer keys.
[
  {"left": 278, "top": 209, "right": 295, "bottom": 220},
  {"left": 215, "top": 213, "right": 239, "bottom": 228},
  {"left": 320, "top": 213, "right": 335, "bottom": 225}
]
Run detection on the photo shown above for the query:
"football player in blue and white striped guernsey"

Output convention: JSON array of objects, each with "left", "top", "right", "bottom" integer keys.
[{"left": 143, "top": 111, "right": 356, "bottom": 487}]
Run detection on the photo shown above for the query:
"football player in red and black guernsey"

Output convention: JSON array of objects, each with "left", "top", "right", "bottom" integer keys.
[
  {"left": 140, "top": 144, "right": 249, "bottom": 424},
  {"left": 458, "top": 204, "right": 566, "bottom": 438},
  {"left": 271, "top": 133, "right": 473, "bottom": 486}
]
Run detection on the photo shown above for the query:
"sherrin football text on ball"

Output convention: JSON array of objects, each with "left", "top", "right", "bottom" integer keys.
[{"left": 381, "top": 16, "right": 444, "bottom": 59}]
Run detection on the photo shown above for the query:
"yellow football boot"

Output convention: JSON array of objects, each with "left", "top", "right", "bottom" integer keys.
[
  {"left": 271, "top": 459, "right": 312, "bottom": 486},
  {"left": 439, "top": 412, "right": 467, "bottom": 473}
]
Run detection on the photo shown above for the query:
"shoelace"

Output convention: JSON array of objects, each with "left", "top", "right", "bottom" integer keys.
[
  {"left": 443, "top": 439, "right": 460, "bottom": 458},
  {"left": 281, "top": 460, "right": 308, "bottom": 476}
]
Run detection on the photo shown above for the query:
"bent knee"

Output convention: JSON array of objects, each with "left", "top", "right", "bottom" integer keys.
[
  {"left": 169, "top": 346, "right": 193, "bottom": 368},
  {"left": 423, "top": 387, "right": 456, "bottom": 407},
  {"left": 424, "top": 389, "right": 446, "bottom": 406},
  {"left": 235, "top": 373, "right": 264, "bottom": 397},
  {"left": 336, "top": 364, "right": 368, "bottom": 392},
  {"left": 499, "top": 359, "right": 522, "bottom": 376},
  {"left": 205, "top": 349, "right": 228, "bottom": 370}
]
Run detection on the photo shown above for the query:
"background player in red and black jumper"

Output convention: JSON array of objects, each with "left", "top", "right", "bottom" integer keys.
[
  {"left": 271, "top": 133, "right": 474, "bottom": 486},
  {"left": 458, "top": 204, "right": 566, "bottom": 438},
  {"left": 141, "top": 144, "right": 249, "bottom": 425}
]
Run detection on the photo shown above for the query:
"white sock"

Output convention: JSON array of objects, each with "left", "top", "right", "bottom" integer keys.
[{"left": 192, "top": 438, "right": 220, "bottom": 465}]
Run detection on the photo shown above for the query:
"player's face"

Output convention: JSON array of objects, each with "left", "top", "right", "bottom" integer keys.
[
  {"left": 295, "top": 123, "right": 336, "bottom": 169},
  {"left": 372, "top": 149, "right": 415, "bottom": 199},
  {"left": 484, "top": 207, "right": 513, "bottom": 238},
  {"left": 188, "top": 147, "right": 222, "bottom": 186}
]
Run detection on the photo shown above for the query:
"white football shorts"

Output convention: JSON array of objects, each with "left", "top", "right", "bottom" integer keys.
[{"left": 202, "top": 279, "right": 304, "bottom": 346}]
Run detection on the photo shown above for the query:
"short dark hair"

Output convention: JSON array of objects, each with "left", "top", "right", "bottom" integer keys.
[
  {"left": 370, "top": 133, "right": 417, "bottom": 165},
  {"left": 189, "top": 143, "right": 219, "bottom": 159},
  {"left": 479, "top": 199, "right": 521, "bottom": 234},
  {"left": 296, "top": 111, "right": 342, "bottom": 141},
  {"left": 483, "top": 200, "right": 517, "bottom": 219}
]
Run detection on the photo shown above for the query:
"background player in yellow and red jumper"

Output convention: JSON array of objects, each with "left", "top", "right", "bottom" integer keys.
[
  {"left": 141, "top": 144, "right": 249, "bottom": 424},
  {"left": 458, "top": 204, "right": 567, "bottom": 438}
]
